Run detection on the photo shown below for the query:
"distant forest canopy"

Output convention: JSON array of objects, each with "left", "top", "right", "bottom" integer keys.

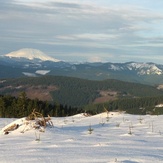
[
  {"left": 1, "top": 75, "right": 163, "bottom": 108},
  {"left": 84, "top": 96, "right": 163, "bottom": 115},
  {"left": 1, "top": 92, "right": 163, "bottom": 118}
]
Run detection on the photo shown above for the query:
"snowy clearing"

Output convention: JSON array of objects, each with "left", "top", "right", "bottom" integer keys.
[
  {"left": 35, "top": 70, "right": 50, "bottom": 75},
  {"left": 0, "top": 112, "right": 163, "bottom": 163}
]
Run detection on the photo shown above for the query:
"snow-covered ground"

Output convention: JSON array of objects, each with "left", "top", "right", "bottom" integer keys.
[{"left": 0, "top": 112, "right": 163, "bottom": 163}]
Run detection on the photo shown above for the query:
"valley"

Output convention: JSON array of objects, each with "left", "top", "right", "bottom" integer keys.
[
  {"left": 1, "top": 75, "right": 163, "bottom": 107},
  {"left": 1, "top": 49, "right": 163, "bottom": 116}
]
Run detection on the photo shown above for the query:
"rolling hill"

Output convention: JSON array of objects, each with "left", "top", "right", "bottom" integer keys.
[{"left": 1, "top": 76, "right": 163, "bottom": 108}]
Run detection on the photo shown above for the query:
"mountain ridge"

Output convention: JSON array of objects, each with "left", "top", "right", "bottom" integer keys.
[{"left": 1, "top": 48, "right": 163, "bottom": 85}]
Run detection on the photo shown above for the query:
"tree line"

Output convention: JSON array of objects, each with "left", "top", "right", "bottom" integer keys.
[
  {"left": 0, "top": 92, "right": 81, "bottom": 118},
  {"left": 84, "top": 95, "right": 163, "bottom": 115},
  {"left": 1, "top": 91, "right": 163, "bottom": 118}
]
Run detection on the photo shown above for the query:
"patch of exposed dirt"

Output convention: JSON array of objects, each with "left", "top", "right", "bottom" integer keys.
[
  {"left": 2, "top": 85, "right": 58, "bottom": 102},
  {"left": 25, "top": 85, "right": 57, "bottom": 101},
  {"left": 93, "top": 90, "right": 118, "bottom": 104}
]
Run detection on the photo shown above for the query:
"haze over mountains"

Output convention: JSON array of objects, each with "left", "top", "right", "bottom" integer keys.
[{"left": 1, "top": 48, "right": 163, "bottom": 85}]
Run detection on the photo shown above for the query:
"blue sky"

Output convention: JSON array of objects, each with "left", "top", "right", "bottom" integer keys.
[{"left": 1, "top": 0, "right": 163, "bottom": 63}]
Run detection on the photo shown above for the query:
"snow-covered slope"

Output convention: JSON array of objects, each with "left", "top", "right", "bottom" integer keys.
[
  {"left": 4, "top": 48, "right": 60, "bottom": 62},
  {"left": 108, "top": 62, "right": 163, "bottom": 75},
  {"left": 127, "top": 62, "right": 162, "bottom": 75},
  {"left": 0, "top": 112, "right": 163, "bottom": 163}
]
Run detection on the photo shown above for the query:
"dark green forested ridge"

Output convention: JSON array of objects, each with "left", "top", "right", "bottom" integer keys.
[
  {"left": 1, "top": 75, "right": 163, "bottom": 107},
  {"left": 0, "top": 92, "right": 80, "bottom": 118},
  {"left": 84, "top": 95, "right": 163, "bottom": 115},
  {"left": 1, "top": 92, "right": 163, "bottom": 118}
]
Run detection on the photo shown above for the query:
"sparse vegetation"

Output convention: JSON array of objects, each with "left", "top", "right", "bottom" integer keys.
[
  {"left": 35, "top": 131, "right": 41, "bottom": 142},
  {"left": 88, "top": 124, "right": 94, "bottom": 134},
  {"left": 128, "top": 125, "right": 133, "bottom": 135},
  {"left": 116, "top": 122, "right": 120, "bottom": 127},
  {"left": 138, "top": 116, "right": 143, "bottom": 124}
]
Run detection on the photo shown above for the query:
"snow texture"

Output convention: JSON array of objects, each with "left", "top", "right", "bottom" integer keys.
[{"left": 0, "top": 112, "right": 163, "bottom": 163}]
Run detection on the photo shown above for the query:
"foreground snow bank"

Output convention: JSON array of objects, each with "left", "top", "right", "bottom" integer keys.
[{"left": 0, "top": 112, "right": 163, "bottom": 163}]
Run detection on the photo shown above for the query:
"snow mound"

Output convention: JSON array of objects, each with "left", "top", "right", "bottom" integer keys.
[{"left": 1, "top": 111, "right": 53, "bottom": 135}]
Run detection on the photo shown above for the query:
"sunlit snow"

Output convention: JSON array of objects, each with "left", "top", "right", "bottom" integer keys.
[
  {"left": 4, "top": 48, "right": 60, "bottom": 62},
  {"left": 0, "top": 112, "right": 163, "bottom": 163},
  {"left": 22, "top": 72, "right": 37, "bottom": 77},
  {"left": 35, "top": 70, "right": 50, "bottom": 75}
]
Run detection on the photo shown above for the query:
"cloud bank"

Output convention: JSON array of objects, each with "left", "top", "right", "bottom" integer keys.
[{"left": 0, "top": 0, "right": 163, "bottom": 63}]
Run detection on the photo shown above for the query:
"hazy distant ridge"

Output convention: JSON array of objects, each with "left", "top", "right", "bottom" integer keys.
[{"left": 1, "top": 48, "right": 163, "bottom": 85}]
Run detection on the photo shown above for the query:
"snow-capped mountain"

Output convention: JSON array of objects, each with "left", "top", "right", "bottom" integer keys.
[
  {"left": 3, "top": 48, "right": 60, "bottom": 62},
  {"left": 1, "top": 49, "right": 163, "bottom": 85},
  {"left": 108, "top": 62, "right": 163, "bottom": 75}
]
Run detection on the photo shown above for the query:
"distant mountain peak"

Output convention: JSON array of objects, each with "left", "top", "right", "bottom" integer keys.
[
  {"left": 4, "top": 48, "right": 60, "bottom": 62},
  {"left": 127, "top": 62, "right": 162, "bottom": 75},
  {"left": 108, "top": 62, "right": 163, "bottom": 75}
]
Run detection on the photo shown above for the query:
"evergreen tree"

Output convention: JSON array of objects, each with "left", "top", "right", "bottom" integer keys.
[{"left": 0, "top": 97, "right": 5, "bottom": 117}]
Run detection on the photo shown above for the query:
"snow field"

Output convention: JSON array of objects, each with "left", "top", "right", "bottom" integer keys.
[{"left": 0, "top": 112, "right": 163, "bottom": 163}]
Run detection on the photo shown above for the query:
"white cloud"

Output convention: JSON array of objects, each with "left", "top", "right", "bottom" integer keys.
[
  {"left": 1, "top": 0, "right": 163, "bottom": 63},
  {"left": 88, "top": 56, "right": 103, "bottom": 63}
]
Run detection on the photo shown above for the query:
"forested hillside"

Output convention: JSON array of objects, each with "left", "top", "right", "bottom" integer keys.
[
  {"left": 0, "top": 92, "right": 80, "bottom": 118},
  {"left": 1, "top": 76, "right": 163, "bottom": 107},
  {"left": 84, "top": 95, "right": 163, "bottom": 115},
  {"left": 1, "top": 92, "right": 163, "bottom": 118}
]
